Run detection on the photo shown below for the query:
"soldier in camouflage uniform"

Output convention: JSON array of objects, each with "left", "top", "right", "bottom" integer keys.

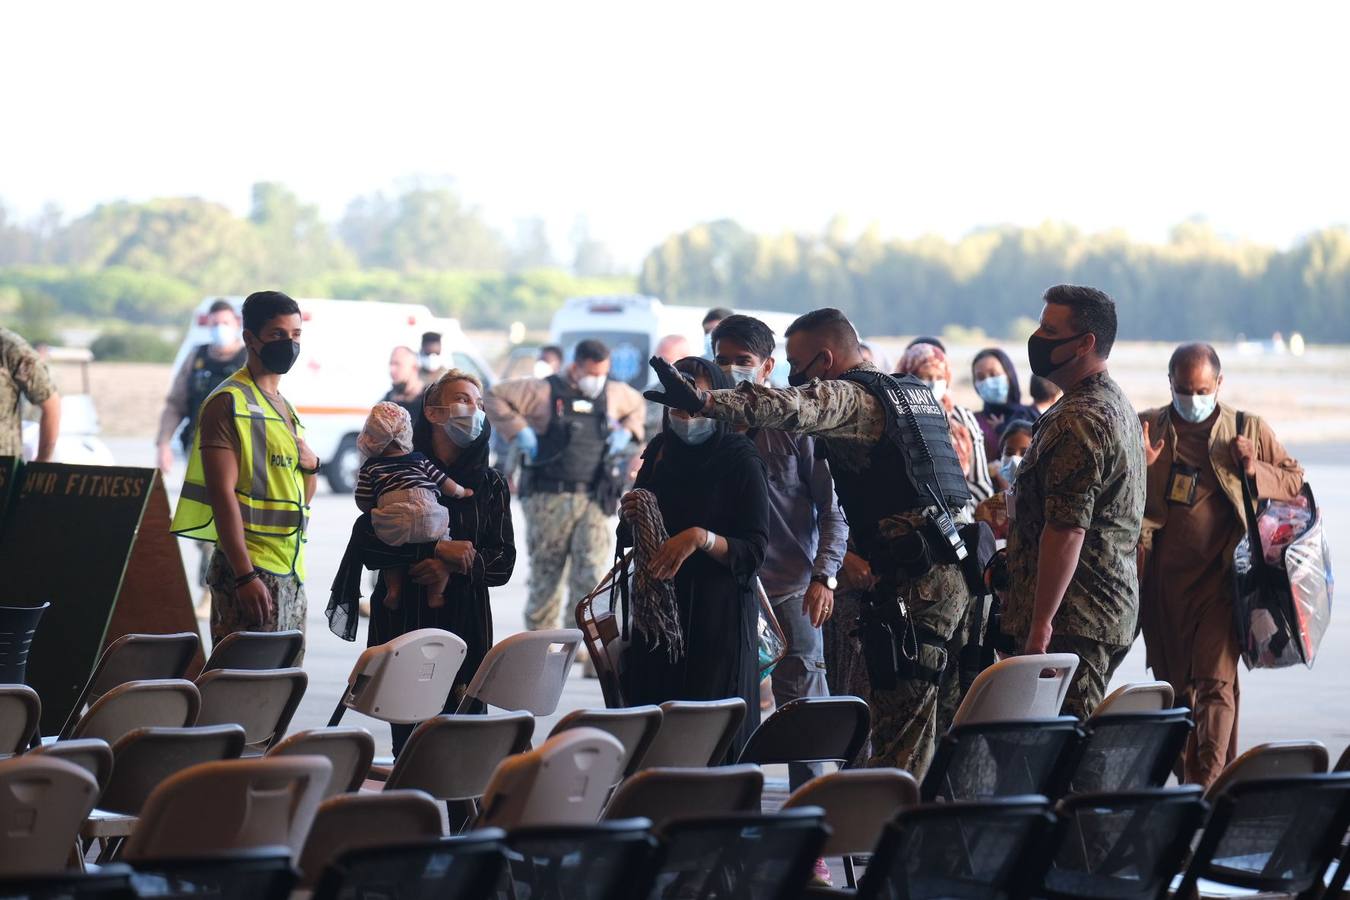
[
  {"left": 1, "top": 327, "right": 60, "bottom": 460},
  {"left": 645, "top": 308, "right": 972, "bottom": 777},
  {"left": 1004, "top": 285, "right": 1146, "bottom": 718},
  {"left": 206, "top": 549, "right": 307, "bottom": 661}
]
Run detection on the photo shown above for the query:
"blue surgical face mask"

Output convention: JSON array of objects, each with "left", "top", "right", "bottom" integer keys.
[
  {"left": 441, "top": 407, "right": 486, "bottom": 447},
  {"left": 1000, "top": 454, "right": 1023, "bottom": 485},
  {"left": 1172, "top": 391, "right": 1217, "bottom": 423},
  {"left": 721, "top": 363, "right": 761, "bottom": 386},
  {"left": 975, "top": 374, "right": 1010, "bottom": 405},
  {"left": 209, "top": 323, "right": 238, "bottom": 349},
  {"left": 669, "top": 415, "right": 716, "bottom": 445}
]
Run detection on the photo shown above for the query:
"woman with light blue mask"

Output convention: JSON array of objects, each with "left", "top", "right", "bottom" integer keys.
[
  {"left": 619, "top": 355, "right": 770, "bottom": 756},
  {"left": 971, "top": 346, "right": 1038, "bottom": 462},
  {"left": 328, "top": 368, "right": 517, "bottom": 760}
]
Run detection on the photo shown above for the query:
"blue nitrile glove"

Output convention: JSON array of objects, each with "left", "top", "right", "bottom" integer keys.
[
  {"left": 607, "top": 427, "right": 631, "bottom": 457},
  {"left": 514, "top": 426, "right": 539, "bottom": 461}
]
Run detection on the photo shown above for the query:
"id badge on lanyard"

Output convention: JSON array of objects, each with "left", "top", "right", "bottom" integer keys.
[{"left": 1167, "top": 462, "right": 1200, "bottom": 506}]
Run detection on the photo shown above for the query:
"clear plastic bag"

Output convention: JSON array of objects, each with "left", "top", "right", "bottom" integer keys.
[
  {"left": 1233, "top": 491, "right": 1334, "bottom": 669},
  {"left": 756, "top": 578, "right": 787, "bottom": 679}
]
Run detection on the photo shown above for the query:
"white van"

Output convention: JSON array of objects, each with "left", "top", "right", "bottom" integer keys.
[
  {"left": 548, "top": 295, "right": 798, "bottom": 388},
  {"left": 170, "top": 297, "right": 496, "bottom": 492}
]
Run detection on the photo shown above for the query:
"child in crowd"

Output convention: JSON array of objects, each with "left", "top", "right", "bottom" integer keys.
[
  {"left": 355, "top": 401, "right": 472, "bottom": 609},
  {"left": 996, "top": 418, "right": 1035, "bottom": 487}
]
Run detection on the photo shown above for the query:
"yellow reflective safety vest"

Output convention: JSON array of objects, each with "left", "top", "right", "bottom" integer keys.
[{"left": 171, "top": 366, "right": 309, "bottom": 580}]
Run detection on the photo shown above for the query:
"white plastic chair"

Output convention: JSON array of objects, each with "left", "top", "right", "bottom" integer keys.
[
  {"left": 328, "top": 628, "right": 468, "bottom": 726},
  {"left": 0, "top": 756, "right": 100, "bottom": 877},
  {"left": 1207, "top": 740, "right": 1329, "bottom": 799},
  {"left": 123, "top": 755, "right": 332, "bottom": 861},
  {"left": 477, "top": 727, "right": 625, "bottom": 829},
  {"left": 952, "top": 653, "right": 1079, "bottom": 726},
  {"left": 782, "top": 768, "right": 920, "bottom": 888},
  {"left": 1093, "top": 681, "right": 1175, "bottom": 717},
  {"left": 457, "top": 628, "right": 583, "bottom": 716},
  {"left": 640, "top": 699, "right": 747, "bottom": 768}
]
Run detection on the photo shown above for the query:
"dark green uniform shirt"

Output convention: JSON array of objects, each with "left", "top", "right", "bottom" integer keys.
[{"left": 1005, "top": 370, "right": 1145, "bottom": 646}]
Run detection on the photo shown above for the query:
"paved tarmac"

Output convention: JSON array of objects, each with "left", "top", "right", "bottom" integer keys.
[{"left": 113, "top": 439, "right": 1349, "bottom": 763}]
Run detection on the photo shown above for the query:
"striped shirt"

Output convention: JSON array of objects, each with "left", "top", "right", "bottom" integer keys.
[{"left": 355, "top": 452, "right": 447, "bottom": 512}]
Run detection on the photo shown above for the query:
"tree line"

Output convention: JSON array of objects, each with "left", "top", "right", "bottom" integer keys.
[
  {"left": 3, "top": 181, "right": 1349, "bottom": 356},
  {"left": 638, "top": 217, "right": 1350, "bottom": 342}
]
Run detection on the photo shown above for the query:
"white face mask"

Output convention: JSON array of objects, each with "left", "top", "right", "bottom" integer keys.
[
  {"left": 576, "top": 373, "right": 606, "bottom": 398},
  {"left": 420, "top": 352, "right": 442, "bottom": 372},
  {"left": 532, "top": 359, "right": 555, "bottom": 379},
  {"left": 721, "top": 364, "right": 762, "bottom": 386},
  {"left": 1172, "top": 391, "right": 1218, "bottom": 423},
  {"left": 922, "top": 378, "right": 948, "bottom": 403},
  {"left": 443, "top": 408, "right": 485, "bottom": 447},
  {"left": 1000, "top": 454, "right": 1023, "bottom": 484},
  {"left": 208, "top": 323, "right": 239, "bottom": 349},
  {"left": 669, "top": 415, "right": 716, "bottom": 445}
]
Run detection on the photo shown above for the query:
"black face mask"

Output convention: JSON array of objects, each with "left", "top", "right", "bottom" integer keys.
[
  {"left": 788, "top": 351, "right": 825, "bottom": 387},
  {"left": 1027, "top": 332, "right": 1086, "bottom": 378},
  {"left": 258, "top": 338, "right": 300, "bottom": 375}
]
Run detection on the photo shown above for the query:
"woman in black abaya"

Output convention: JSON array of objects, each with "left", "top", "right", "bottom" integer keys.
[{"left": 620, "top": 356, "right": 769, "bottom": 755}]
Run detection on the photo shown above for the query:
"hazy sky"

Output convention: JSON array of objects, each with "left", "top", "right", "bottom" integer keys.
[{"left": 3, "top": 1, "right": 1348, "bottom": 266}]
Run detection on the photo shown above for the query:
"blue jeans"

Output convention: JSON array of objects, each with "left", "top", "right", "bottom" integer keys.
[{"left": 770, "top": 589, "right": 831, "bottom": 790}]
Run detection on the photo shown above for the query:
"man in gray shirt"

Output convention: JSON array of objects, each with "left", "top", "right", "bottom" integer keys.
[{"left": 711, "top": 315, "right": 848, "bottom": 789}]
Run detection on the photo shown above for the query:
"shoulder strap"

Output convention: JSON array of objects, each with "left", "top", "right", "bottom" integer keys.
[{"left": 1234, "top": 410, "right": 1265, "bottom": 569}]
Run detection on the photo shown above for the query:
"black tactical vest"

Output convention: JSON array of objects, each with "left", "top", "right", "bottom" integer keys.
[
  {"left": 533, "top": 374, "right": 610, "bottom": 489},
  {"left": 183, "top": 344, "right": 248, "bottom": 450},
  {"left": 826, "top": 369, "right": 971, "bottom": 556}
]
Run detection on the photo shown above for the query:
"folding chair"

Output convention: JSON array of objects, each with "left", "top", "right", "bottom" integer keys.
[
  {"left": 603, "top": 765, "right": 764, "bottom": 827},
  {"left": 1061, "top": 709, "right": 1193, "bottom": 795},
  {"left": 952, "top": 652, "right": 1079, "bottom": 726},
  {"left": 641, "top": 698, "right": 746, "bottom": 768},
  {"left": 921, "top": 716, "right": 1083, "bottom": 802},
  {"left": 267, "top": 727, "right": 375, "bottom": 799},
  {"left": 1093, "top": 681, "right": 1174, "bottom": 717},
  {"left": 201, "top": 629, "right": 303, "bottom": 672},
  {"left": 736, "top": 696, "right": 870, "bottom": 775},
  {"left": 380, "top": 713, "right": 533, "bottom": 807},
  {"left": 57, "top": 632, "right": 200, "bottom": 740},
  {"left": 855, "top": 797, "right": 1056, "bottom": 900},
  {"left": 477, "top": 728, "right": 626, "bottom": 830},
  {"left": 575, "top": 566, "right": 629, "bottom": 708},
  {"left": 327, "top": 628, "right": 468, "bottom": 727},
  {"left": 194, "top": 668, "right": 307, "bottom": 753},
  {"left": 549, "top": 706, "right": 664, "bottom": 779},
  {"left": 122, "top": 755, "right": 331, "bottom": 861},
  {"left": 81, "top": 725, "right": 248, "bottom": 855},
  {"left": 65, "top": 680, "right": 200, "bottom": 746},
  {"left": 1176, "top": 774, "right": 1350, "bottom": 900},
  {"left": 649, "top": 808, "right": 829, "bottom": 900},
  {"left": 1035, "top": 787, "right": 1207, "bottom": 899},
  {"left": 1206, "top": 739, "right": 1329, "bottom": 798},
  {"left": 297, "top": 790, "right": 444, "bottom": 885},
  {"left": 782, "top": 768, "right": 919, "bottom": 888},
  {"left": 26, "top": 739, "right": 114, "bottom": 793},
  {"left": 456, "top": 628, "right": 583, "bottom": 715},
  {"left": 505, "top": 820, "right": 660, "bottom": 900},
  {"left": 0, "top": 602, "right": 48, "bottom": 684},
  {"left": 310, "top": 832, "right": 507, "bottom": 900},
  {"left": 0, "top": 684, "right": 41, "bottom": 755},
  {"left": 127, "top": 849, "right": 296, "bottom": 900},
  {"left": 0, "top": 756, "right": 100, "bottom": 877}
]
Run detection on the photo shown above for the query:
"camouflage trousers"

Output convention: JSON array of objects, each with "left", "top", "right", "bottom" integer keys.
[
  {"left": 206, "top": 547, "right": 308, "bottom": 664},
  {"left": 1046, "top": 633, "right": 1132, "bottom": 719},
  {"left": 866, "top": 561, "right": 971, "bottom": 779},
  {"left": 521, "top": 491, "right": 613, "bottom": 632}
]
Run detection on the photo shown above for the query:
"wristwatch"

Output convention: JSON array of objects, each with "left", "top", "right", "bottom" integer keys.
[{"left": 811, "top": 573, "right": 838, "bottom": 591}]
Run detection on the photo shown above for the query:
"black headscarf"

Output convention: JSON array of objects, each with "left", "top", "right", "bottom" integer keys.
[
  {"left": 972, "top": 346, "right": 1025, "bottom": 409},
  {"left": 638, "top": 356, "right": 760, "bottom": 483},
  {"left": 411, "top": 383, "right": 495, "bottom": 492}
]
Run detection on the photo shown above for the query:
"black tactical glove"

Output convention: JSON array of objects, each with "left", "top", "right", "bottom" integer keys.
[{"left": 643, "top": 357, "right": 707, "bottom": 414}]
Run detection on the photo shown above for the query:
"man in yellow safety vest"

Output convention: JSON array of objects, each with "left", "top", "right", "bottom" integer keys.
[{"left": 171, "top": 291, "right": 319, "bottom": 655}]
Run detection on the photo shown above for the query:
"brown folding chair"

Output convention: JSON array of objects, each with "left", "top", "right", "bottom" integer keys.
[
  {"left": 67, "top": 679, "right": 201, "bottom": 746},
  {"left": 641, "top": 699, "right": 747, "bottom": 768},
  {"left": 58, "top": 632, "right": 201, "bottom": 740},
  {"left": 603, "top": 765, "right": 764, "bottom": 827},
  {"left": 195, "top": 668, "right": 307, "bottom": 754},
  {"left": 203, "top": 630, "right": 304, "bottom": 672},
  {"left": 297, "top": 791, "right": 443, "bottom": 885},
  {"left": 268, "top": 728, "right": 376, "bottom": 799},
  {"left": 0, "top": 756, "right": 100, "bottom": 877},
  {"left": 0, "top": 684, "right": 41, "bottom": 755},
  {"left": 549, "top": 706, "right": 663, "bottom": 779}
]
